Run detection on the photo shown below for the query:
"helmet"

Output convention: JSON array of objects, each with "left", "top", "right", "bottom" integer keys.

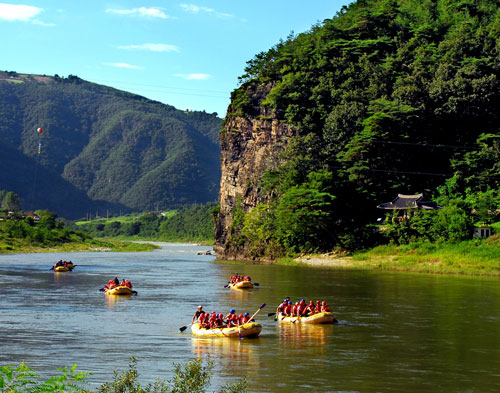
[
  {"left": 218, "top": 313, "right": 223, "bottom": 318},
  {"left": 230, "top": 309, "right": 235, "bottom": 313},
  {"left": 244, "top": 312, "right": 249, "bottom": 316},
  {"left": 288, "top": 301, "right": 292, "bottom": 304}
]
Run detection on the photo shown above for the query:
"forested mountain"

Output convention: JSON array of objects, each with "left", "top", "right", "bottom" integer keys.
[
  {"left": 215, "top": 0, "right": 500, "bottom": 259},
  {"left": 0, "top": 72, "right": 222, "bottom": 219}
]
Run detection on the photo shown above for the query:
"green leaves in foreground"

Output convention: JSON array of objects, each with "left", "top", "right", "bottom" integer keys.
[
  {"left": 0, "top": 362, "right": 89, "bottom": 393},
  {"left": 0, "top": 358, "right": 247, "bottom": 393}
]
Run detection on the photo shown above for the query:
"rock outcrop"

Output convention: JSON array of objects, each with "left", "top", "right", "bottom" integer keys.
[{"left": 214, "top": 85, "right": 297, "bottom": 260}]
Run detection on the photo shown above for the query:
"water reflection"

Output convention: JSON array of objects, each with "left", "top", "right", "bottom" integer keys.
[
  {"left": 277, "top": 323, "right": 331, "bottom": 350},
  {"left": 228, "top": 288, "right": 253, "bottom": 301},
  {"left": 191, "top": 336, "right": 261, "bottom": 369},
  {"left": 105, "top": 294, "right": 132, "bottom": 308}
]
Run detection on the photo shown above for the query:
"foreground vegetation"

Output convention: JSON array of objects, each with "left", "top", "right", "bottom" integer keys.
[{"left": 0, "top": 358, "right": 247, "bottom": 393}]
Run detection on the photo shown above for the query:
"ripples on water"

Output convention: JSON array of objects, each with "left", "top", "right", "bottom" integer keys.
[{"left": 1, "top": 244, "right": 500, "bottom": 392}]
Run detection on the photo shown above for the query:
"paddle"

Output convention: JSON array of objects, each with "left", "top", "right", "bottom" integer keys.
[
  {"left": 248, "top": 303, "right": 266, "bottom": 321},
  {"left": 132, "top": 290, "right": 138, "bottom": 295},
  {"left": 253, "top": 282, "right": 260, "bottom": 286},
  {"left": 99, "top": 288, "right": 106, "bottom": 292},
  {"left": 179, "top": 322, "right": 193, "bottom": 332},
  {"left": 267, "top": 312, "right": 276, "bottom": 317}
]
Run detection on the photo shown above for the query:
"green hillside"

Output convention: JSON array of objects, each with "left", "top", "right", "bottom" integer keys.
[
  {"left": 222, "top": 0, "right": 500, "bottom": 256},
  {"left": 0, "top": 72, "right": 222, "bottom": 219}
]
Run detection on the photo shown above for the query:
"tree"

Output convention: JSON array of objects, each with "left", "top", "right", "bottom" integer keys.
[{"left": 1, "top": 191, "right": 21, "bottom": 211}]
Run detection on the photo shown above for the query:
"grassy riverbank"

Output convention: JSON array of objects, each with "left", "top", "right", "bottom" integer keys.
[
  {"left": 0, "top": 237, "right": 160, "bottom": 254},
  {"left": 290, "top": 235, "right": 500, "bottom": 276}
]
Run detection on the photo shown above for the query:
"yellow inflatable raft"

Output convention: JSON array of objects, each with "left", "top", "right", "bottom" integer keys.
[
  {"left": 277, "top": 311, "right": 336, "bottom": 324},
  {"left": 191, "top": 322, "right": 262, "bottom": 337},
  {"left": 105, "top": 285, "right": 133, "bottom": 296},
  {"left": 54, "top": 265, "right": 69, "bottom": 272},
  {"left": 228, "top": 280, "right": 254, "bottom": 289}
]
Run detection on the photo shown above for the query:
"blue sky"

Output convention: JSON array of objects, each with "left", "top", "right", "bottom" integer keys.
[{"left": 0, "top": 1, "right": 347, "bottom": 117}]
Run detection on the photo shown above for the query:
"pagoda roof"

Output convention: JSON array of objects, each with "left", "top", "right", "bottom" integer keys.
[{"left": 377, "top": 193, "right": 441, "bottom": 210}]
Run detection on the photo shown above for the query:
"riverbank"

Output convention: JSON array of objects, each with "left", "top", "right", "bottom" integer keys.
[
  {"left": 0, "top": 238, "right": 160, "bottom": 254},
  {"left": 291, "top": 236, "right": 500, "bottom": 276}
]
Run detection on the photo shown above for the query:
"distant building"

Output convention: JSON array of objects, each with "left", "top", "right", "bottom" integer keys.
[
  {"left": 473, "top": 225, "right": 493, "bottom": 238},
  {"left": 377, "top": 193, "right": 441, "bottom": 219}
]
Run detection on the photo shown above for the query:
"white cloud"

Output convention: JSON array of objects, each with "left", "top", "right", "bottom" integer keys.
[
  {"left": 118, "top": 43, "right": 179, "bottom": 53},
  {"left": 32, "top": 19, "right": 55, "bottom": 27},
  {"left": 106, "top": 7, "right": 170, "bottom": 19},
  {"left": 179, "top": 3, "right": 232, "bottom": 19},
  {"left": 104, "top": 62, "right": 143, "bottom": 70},
  {"left": 0, "top": 3, "right": 43, "bottom": 21},
  {"left": 174, "top": 73, "right": 211, "bottom": 80}
]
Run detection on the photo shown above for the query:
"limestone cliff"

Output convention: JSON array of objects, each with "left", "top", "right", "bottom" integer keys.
[{"left": 214, "top": 84, "right": 297, "bottom": 260}]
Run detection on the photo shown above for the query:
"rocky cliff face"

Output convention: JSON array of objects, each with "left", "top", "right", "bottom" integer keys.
[{"left": 214, "top": 85, "right": 297, "bottom": 260}]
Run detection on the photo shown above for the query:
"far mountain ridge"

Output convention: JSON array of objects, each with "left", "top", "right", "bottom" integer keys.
[{"left": 0, "top": 71, "right": 222, "bottom": 219}]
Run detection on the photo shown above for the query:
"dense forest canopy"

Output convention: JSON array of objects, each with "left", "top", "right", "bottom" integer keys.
[
  {"left": 224, "top": 0, "right": 500, "bottom": 255},
  {"left": 0, "top": 72, "right": 222, "bottom": 219}
]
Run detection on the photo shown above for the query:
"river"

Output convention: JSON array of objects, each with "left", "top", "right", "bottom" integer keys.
[{"left": 1, "top": 243, "right": 499, "bottom": 392}]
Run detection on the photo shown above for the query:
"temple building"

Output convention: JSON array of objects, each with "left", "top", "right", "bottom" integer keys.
[{"left": 377, "top": 193, "right": 441, "bottom": 218}]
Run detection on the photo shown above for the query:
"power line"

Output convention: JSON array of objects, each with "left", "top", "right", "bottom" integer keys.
[
  {"left": 89, "top": 78, "right": 230, "bottom": 97},
  {"left": 371, "top": 140, "right": 479, "bottom": 150}
]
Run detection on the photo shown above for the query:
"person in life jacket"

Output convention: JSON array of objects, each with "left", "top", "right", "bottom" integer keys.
[
  {"left": 244, "top": 275, "right": 251, "bottom": 282},
  {"left": 124, "top": 280, "right": 132, "bottom": 288},
  {"left": 197, "top": 312, "right": 206, "bottom": 327},
  {"left": 225, "top": 309, "right": 237, "bottom": 327},
  {"left": 297, "top": 299, "right": 307, "bottom": 316},
  {"left": 193, "top": 305, "right": 204, "bottom": 323},
  {"left": 200, "top": 312, "right": 210, "bottom": 328},
  {"left": 305, "top": 300, "right": 316, "bottom": 316},
  {"left": 216, "top": 313, "right": 225, "bottom": 328},
  {"left": 321, "top": 300, "right": 331, "bottom": 312},
  {"left": 106, "top": 279, "right": 116, "bottom": 289},
  {"left": 315, "top": 300, "right": 321, "bottom": 313},
  {"left": 291, "top": 302, "right": 299, "bottom": 316},
  {"left": 208, "top": 312, "right": 217, "bottom": 328},
  {"left": 284, "top": 301, "right": 293, "bottom": 316},
  {"left": 276, "top": 299, "right": 287, "bottom": 315},
  {"left": 120, "top": 279, "right": 126, "bottom": 286},
  {"left": 242, "top": 312, "right": 250, "bottom": 324}
]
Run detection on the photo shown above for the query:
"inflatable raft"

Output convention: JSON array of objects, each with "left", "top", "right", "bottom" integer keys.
[
  {"left": 191, "top": 322, "right": 262, "bottom": 337},
  {"left": 54, "top": 265, "right": 69, "bottom": 272},
  {"left": 277, "top": 311, "right": 336, "bottom": 324},
  {"left": 228, "top": 280, "right": 254, "bottom": 289},
  {"left": 105, "top": 285, "right": 134, "bottom": 296}
]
